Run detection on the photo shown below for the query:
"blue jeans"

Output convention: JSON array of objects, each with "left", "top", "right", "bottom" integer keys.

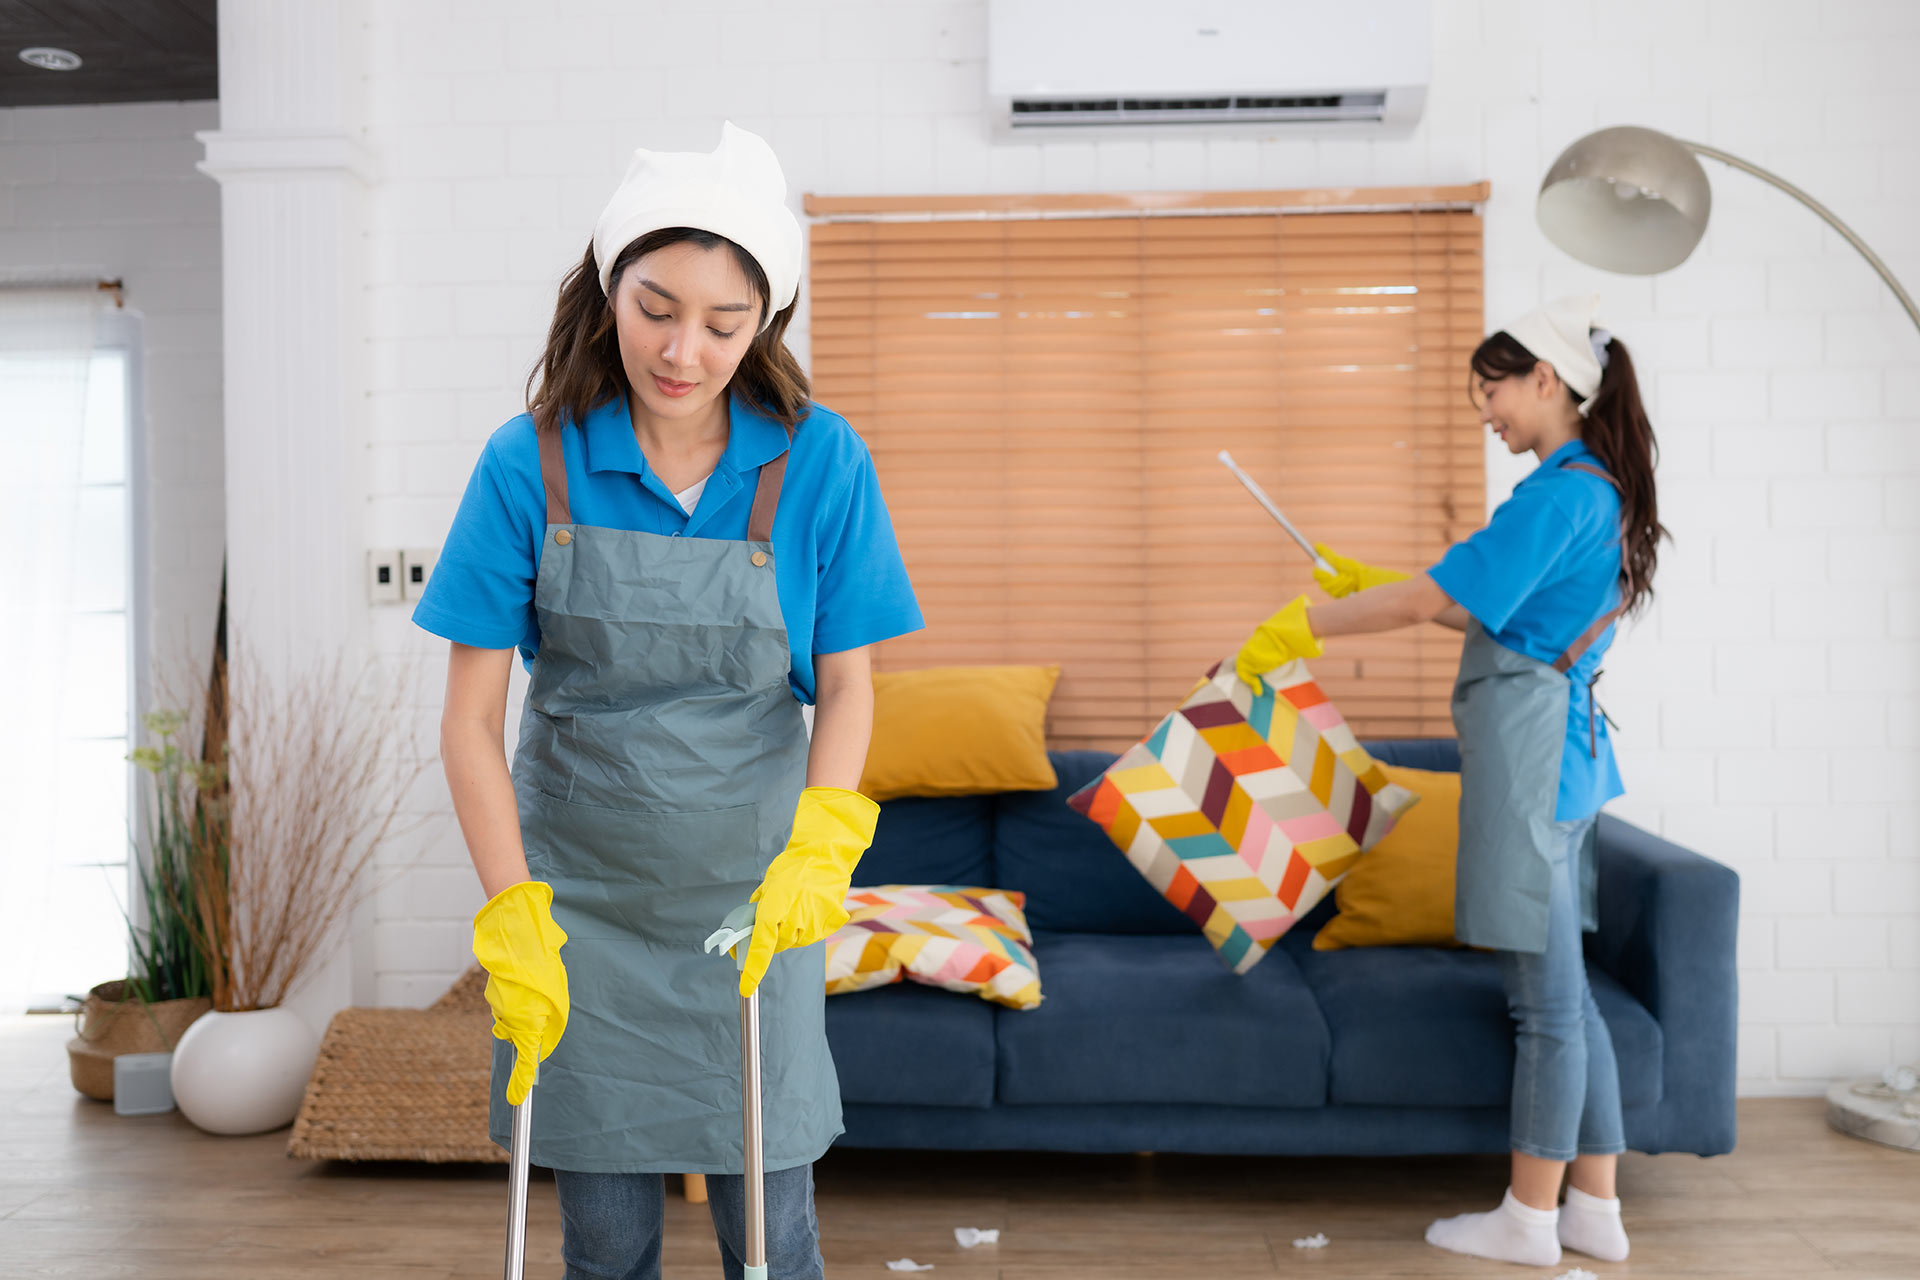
[
  {"left": 1498, "top": 815, "right": 1627, "bottom": 1163},
  {"left": 553, "top": 1163, "right": 825, "bottom": 1280}
]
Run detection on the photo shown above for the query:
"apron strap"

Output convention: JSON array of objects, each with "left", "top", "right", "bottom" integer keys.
[
  {"left": 1550, "top": 457, "right": 1628, "bottom": 675},
  {"left": 537, "top": 426, "right": 571, "bottom": 526},
  {"left": 746, "top": 428, "right": 794, "bottom": 544}
]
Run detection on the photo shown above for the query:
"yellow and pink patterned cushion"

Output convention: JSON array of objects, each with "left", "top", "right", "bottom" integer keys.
[
  {"left": 823, "top": 886, "right": 1043, "bottom": 1010},
  {"left": 1066, "top": 656, "right": 1418, "bottom": 974}
]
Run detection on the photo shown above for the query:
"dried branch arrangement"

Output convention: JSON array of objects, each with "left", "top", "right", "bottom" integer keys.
[{"left": 138, "top": 652, "right": 432, "bottom": 1012}]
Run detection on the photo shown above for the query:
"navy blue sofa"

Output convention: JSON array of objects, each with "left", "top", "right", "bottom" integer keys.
[{"left": 824, "top": 741, "right": 1740, "bottom": 1158}]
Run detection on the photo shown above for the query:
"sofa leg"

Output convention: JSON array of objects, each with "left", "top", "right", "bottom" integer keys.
[{"left": 684, "top": 1173, "right": 708, "bottom": 1204}]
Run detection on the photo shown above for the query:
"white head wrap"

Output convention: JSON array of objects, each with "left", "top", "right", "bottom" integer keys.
[
  {"left": 1500, "top": 293, "right": 1611, "bottom": 415},
  {"left": 591, "top": 122, "right": 802, "bottom": 333}
]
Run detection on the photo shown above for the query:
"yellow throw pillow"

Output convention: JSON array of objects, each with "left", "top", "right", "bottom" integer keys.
[
  {"left": 1313, "top": 764, "right": 1463, "bottom": 951},
  {"left": 859, "top": 665, "right": 1061, "bottom": 801}
]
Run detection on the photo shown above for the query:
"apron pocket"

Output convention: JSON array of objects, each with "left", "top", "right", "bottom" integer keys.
[{"left": 521, "top": 789, "right": 765, "bottom": 942}]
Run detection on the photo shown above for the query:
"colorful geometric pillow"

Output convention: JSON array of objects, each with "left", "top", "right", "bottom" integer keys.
[
  {"left": 823, "top": 886, "right": 1042, "bottom": 1010},
  {"left": 1066, "top": 656, "right": 1418, "bottom": 974}
]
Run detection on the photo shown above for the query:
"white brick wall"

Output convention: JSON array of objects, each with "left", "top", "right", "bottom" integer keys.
[
  {"left": 347, "top": 0, "right": 1919, "bottom": 1093},
  {"left": 0, "top": 101, "right": 225, "bottom": 741}
]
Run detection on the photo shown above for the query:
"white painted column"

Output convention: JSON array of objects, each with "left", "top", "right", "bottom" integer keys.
[
  {"left": 199, "top": 0, "right": 372, "bottom": 673},
  {"left": 198, "top": 0, "right": 377, "bottom": 1019}
]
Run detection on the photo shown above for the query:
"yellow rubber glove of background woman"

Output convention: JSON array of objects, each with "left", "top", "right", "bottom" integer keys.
[
  {"left": 741, "top": 786, "right": 880, "bottom": 997},
  {"left": 1312, "top": 542, "right": 1411, "bottom": 598},
  {"left": 1234, "top": 595, "right": 1324, "bottom": 695},
  {"left": 471, "top": 880, "right": 570, "bottom": 1105}
]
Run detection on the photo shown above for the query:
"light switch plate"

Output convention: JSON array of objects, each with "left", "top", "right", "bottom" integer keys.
[
  {"left": 367, "top": 549, "right": 403, "bottom": 605},
  {"left": 401, "top": 547, "right": 438, "bottom": 602}
]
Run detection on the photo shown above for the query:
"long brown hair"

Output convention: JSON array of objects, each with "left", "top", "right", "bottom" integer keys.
[
  {"left": 1470, "top": 330, "right": 1668, "bottom": 616},
  {"left": 526, "top": 228, "right": 811, "bottom": 434}
]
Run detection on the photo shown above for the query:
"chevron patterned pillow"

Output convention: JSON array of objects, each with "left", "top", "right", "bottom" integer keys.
[
  {"left": 824, "top": 885, "right": 1042, "bottom": 1010},
  {"left": 1066, "top": 656, "right": 1418, "bottom": 974}
]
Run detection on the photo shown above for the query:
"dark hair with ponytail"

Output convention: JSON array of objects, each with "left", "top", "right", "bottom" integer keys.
[
  {"left": 527, "top": 229, "right": 811, "bottom": 435},
  {"left": 1470, "top": 330, "right": 1669, "bottom": 616}
]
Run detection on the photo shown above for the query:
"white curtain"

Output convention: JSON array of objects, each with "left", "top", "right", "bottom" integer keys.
[{"left": 0, "top": 289, "right": 114, "bottom": 1012}]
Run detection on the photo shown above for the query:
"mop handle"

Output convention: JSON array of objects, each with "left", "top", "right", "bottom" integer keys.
[
  {"left": 705, "top": 904, "right": 769, "bottom": 1280},
  {"left": 1217, "top": 450, "right": 1335, "bottom": 576},
  {"left": 503, "top": 1061, "right": 536, "bottom": 1280}
]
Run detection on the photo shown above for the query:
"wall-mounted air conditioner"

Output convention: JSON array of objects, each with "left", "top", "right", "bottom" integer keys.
[{"left": 987, "top": 0, "right": 1432, "bottom": 140}]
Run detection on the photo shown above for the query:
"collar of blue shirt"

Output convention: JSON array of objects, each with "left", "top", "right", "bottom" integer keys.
[
  {"left": 576, "top": 392, "right": 792, "bottom": 531},
  {"left": 1525, "top": 437, "right": 1596, "bottom": 483}
]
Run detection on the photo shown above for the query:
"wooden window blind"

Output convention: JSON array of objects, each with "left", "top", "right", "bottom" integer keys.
[{"left": 807, "top": 185, "right": 1487, "bottom": 750}]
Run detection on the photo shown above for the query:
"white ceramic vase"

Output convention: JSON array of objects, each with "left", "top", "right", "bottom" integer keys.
[{"left": 169, "top": 1006, "right": 318, "bottom": 1135}]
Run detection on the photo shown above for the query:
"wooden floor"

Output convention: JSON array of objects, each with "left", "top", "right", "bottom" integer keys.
[{"left": 5, "top": 1015, "right": 1917, "bottom": 1278}]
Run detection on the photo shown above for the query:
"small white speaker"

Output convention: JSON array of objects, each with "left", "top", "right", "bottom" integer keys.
[{"left": 113, "top": 1052, "right": 176, "bottom": 1116}]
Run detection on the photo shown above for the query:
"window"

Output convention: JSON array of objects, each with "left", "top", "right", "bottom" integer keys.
[
  {"left": 808, "top": 185, "right": 1487, "bottom": 749},
  {"left": 0, "top": 299, "right": 140, "bottom": 1011}
]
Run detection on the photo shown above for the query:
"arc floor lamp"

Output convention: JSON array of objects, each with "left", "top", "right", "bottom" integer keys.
[{"left": 1537, "top": 125, "right": 1919, "bottom": 337}]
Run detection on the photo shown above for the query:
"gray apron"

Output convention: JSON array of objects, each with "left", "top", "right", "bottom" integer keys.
[
  {"left": 1451, "top": 459, "right": 1622, "bottom": 954},
  {"left": 486, "top": 422, "right": 843, "bottom": 1175}
]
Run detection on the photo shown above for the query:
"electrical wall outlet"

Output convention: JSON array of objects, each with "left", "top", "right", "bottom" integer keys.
[
  {"left": 367, "top": 549, "right": 403, "bottom": 605},
  {"left": 400, "top": 547, "right": 438, "bottom": 602}
]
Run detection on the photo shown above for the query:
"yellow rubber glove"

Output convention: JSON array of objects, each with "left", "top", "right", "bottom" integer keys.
[
  {"left": 741, "top": 786, "right": 880, "bottom": 997},
  {"left": 1313, "top": 542, "right": 1411, "bottom": 599},
  {"left": 1234, "top": 595, "right": 1325, "bottom": 696},
  {"left": 471, "top": 880, "right": 570, "bottom": 1106}
]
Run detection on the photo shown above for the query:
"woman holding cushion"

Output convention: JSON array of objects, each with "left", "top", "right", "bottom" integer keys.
[
  {"left": 1236, "top": 295, "right": 1664, "bottom": 1270},
  {"left": 415, "top": 123, "right": 921, "bottom": 1279}
]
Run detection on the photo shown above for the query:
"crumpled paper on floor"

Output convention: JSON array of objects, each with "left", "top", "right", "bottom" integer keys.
[
  {"left": 1292, "top": 1233, "right": 1331, "bottom": 1249},
  {"left": 954, "top": 1227, "right": 1000, "bottom": 1248},
  {"left": 1554, "top": 1269, "right": 1598, "bottom": 1280},
  {"left": 886, "top": 1261, "right": 934, "bottom": 1273}
]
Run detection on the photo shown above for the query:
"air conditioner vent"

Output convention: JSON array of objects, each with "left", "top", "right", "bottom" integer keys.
[{"left": 1008, "top": 92, "right": 1388, "bottom": 129}]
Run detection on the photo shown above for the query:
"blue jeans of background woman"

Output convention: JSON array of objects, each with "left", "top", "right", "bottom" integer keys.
[
  {"left": 1498, "top": 815, "right": 1627, "bottom": 1162},
  {"left": 553, "top": 1163, "right": 825, "bottom": 1280}
]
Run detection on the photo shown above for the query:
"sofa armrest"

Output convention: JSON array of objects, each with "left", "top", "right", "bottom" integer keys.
[{"left": 1587, "top": 814, "right": 1741, "bottom": 1154}]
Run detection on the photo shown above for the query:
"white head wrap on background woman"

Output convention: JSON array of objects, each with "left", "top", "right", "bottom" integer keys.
[
  {"left": 1502, "top": 293, "right": 1612, "bottom": 416},
  {"left": 591, "top": 122, "right": 802, "bottom": 333}
]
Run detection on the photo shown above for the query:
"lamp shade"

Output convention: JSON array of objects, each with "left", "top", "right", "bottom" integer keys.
[{"left": 1537, "top": 125, "right": 1713, "bottom": 275}]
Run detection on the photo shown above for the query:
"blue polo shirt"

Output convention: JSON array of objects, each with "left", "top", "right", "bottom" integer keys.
[
  {"left": 412, "top": 393, "right": 924, "bottom": 704},
  {"left": 1428, "top": 440, "right": 1626, "bottom": 821}
]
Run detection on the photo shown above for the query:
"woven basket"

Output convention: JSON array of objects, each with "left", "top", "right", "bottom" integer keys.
[
  {"left": 66, "top": 980, "right": 212, "bottom": 1101},
  {"left": 287, "top": 965, "right": 501, "bottom": 1162}
]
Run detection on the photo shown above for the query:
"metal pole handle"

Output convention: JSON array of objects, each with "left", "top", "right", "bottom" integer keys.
[
  {"left": 1217, "top": 451, "right": 1335, "bottom": 575},
  {"left": 705, "top": 903, "right": 768, "bottom": 1280},
  {"left": 504, "top": 1061, "right": 536, "bottom": 1280},
  {"left": 740, "top": 988, "right": 767, "bottom": 1280}
]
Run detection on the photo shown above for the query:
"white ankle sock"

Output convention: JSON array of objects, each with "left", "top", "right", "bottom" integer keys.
[
  {"left": 1424, "top": 1188, "right": 1562, "bottom": 1267},
  {"left": 1559, "top": 1185, "right": 1630, "bottom": 1262}
]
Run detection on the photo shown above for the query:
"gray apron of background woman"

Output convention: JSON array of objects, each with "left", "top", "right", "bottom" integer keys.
[
  {"left": 417, "top": 123, "right": 923, "bottom": 1280},
  {"left": 1235, "top": 295, "right": 1666, "bottom": 1270}
]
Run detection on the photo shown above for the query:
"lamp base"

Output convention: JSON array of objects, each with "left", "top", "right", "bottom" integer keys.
[{"left": 1826, "top": 1078, "right": 1920, "bottom": 1153}]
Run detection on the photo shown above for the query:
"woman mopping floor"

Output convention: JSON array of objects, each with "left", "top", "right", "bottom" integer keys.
[
  {"left": 416, "top": 123, "right": 923, "bottom": 1280},
  {"left": 1236, "top": 295, "right": 1665, "bottom": 1269}
]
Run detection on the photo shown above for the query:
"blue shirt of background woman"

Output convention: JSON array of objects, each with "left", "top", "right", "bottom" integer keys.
[{"left": 1428, "top": 438, "right": 1626, "bottom": 821}]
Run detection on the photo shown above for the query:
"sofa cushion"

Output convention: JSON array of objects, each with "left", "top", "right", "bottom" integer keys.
[
  {"left": 824, "top": 981, "right": 996, "bottom": 1108},
  {"left": 859, "top": 794, "right": 993, "bottom": 888},
  {"left": 1295, "top": 944, "right": 1663, "bottom": 1109},
  {"left": 995, "top": 932, "right": 1331, "bottom": 1107},
  {"left": 861, "top": 664, "right": 1061, "bottom": 801},
  {"left": 995, "top": 751, "right": 1198, "bottom": 935}
]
